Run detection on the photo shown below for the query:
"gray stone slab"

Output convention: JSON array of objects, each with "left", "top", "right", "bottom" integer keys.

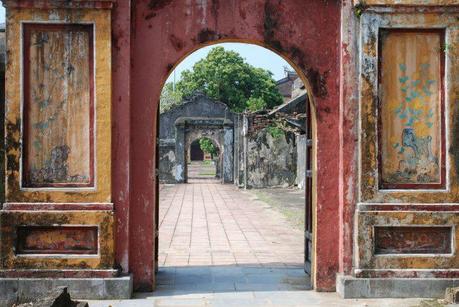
[
  {"left": 337, "top": 274, "right": 459, "bottom": 298},
  {"left": 86, "top": 290, "right": 424, "bottom": 306},
  {"left": 0, "top": 275, "right": 132, "bottom": 306},
  {"left": 155, "top": 298, "right": 208, "bottom": 306},
  {"left": 211, "top": 297, "right": 270, "bottom": 307},
  {"left": 234, "top": 282, "right": 278, "bottom": 292}
]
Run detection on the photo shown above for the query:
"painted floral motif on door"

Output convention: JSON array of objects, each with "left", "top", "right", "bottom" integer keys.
[
  {"left": 23, "top": 24, "right": 94, "bottom": 187},
  {"left": 379, "top": 30, "right": 444, "bottom": 189}
]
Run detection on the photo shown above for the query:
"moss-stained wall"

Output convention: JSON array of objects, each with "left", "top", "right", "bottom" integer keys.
[
  {"left": 5, "top": 8, "right": 111, "bottom": 203},
  {"left": 357, "top": 4, "right": 459, "bottom": 278},
  {"left": 0, "top": 210, "right": 114, "bottom": 271},
  {"left": 1, "top": 6, "right": 114, "bottom": 275},
  {"left": 245, "top": 126, "right": 297, "bottom": 189}
]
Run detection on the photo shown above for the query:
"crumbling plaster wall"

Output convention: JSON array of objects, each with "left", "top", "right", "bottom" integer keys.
[
  {"left": 1, "top": 6, "right": 114, "bottom": 276},
  {"left": 246, "top": 128, "right": 297, "bottom": 188},
  {"left": 352, "top": 2, "right": 459, "bottom": 288},
  {"left": 234, "top": 113, "right": 300, "bottom": 189},
  {"left": 158, "top": 139, "right": 176, "bottom": 184}
]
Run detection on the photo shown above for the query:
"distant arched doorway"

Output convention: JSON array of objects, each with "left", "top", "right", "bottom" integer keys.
[
  {"left": 187, "top": 137, "right": 221, "bottom": 181},
  {"left": 189, "top": 139, "right": 204, "bottom": 161}
]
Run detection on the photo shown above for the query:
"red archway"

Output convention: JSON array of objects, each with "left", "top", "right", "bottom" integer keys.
[{"left": 113, "top": 0, "right": 351, "bottom": 292}]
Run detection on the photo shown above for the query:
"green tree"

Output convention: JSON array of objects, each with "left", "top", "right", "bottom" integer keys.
[
  {"left": 176, "top": 46, "right": 283, "bottom": 112},
  {"left": 246, "top": 97, "right": 267, "bottom": 112},
  {"left": 160, "top": 82, "right": 183, "bottom": 113},
  {"left": 199, "top": 138, "right": 217, "bottom": 156}
]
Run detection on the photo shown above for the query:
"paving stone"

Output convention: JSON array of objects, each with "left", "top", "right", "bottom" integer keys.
[
  {"left": 81, "top": 183, "right": 423, "bottom": 306},
  {"left": 155, "top": 298, "right": 208, "bottom": 306},
  {"left": 159, "top": 183, "right": 304, "bottom": 268}
]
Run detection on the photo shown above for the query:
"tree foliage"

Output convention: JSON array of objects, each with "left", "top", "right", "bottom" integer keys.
[
  {"left": 246, "top": 97, "right": 267, "bottom": 112},
  {"left": 199, "top": 138, "right": 217, "bottom": 156},
  {"left": 160, "top": 46, "right": 283, "bottom": 113},
  {"left": 160, "top": 82, "right": 182, "bottom": 113}
]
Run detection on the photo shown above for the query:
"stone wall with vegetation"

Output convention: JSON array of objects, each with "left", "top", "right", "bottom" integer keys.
[
  {"left": 234, "top": 113, "right": 300, "bottom": 189},
  {"left": 246, "top": 126, "right": 297, "bottom": 188}
]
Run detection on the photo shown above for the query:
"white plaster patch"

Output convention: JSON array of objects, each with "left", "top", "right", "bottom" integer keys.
[
  {"left": 166, "top": 150, "right": 176, "bottom": 163},
  {"left": 176, "top": 164, "right": 184, "bottom": 181}
]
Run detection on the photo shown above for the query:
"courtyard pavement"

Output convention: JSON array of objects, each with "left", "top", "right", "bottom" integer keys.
[
  {"left": 87, "top": 182, "right": 424, "bottom": 306},
  {"left": 158, "top": 182, "right": 304, "bottom": 267}
]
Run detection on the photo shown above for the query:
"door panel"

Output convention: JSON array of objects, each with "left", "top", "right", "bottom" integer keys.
[
  {"left": 305, "top": 100, "right": 313, "bottom": 274},
  {"left": 155, "top": 120, "right": 160, "bottom": 273}
]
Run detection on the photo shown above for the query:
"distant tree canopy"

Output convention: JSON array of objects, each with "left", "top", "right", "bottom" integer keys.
[
  {"left": 199, "top": 138, "right": 217, "bottom": 156},
  {"left": 160, "top": 82, "right": 182, "bottom": 113},
  {"left": 160, "top": 46, "right": 284, "bottom": 113}
]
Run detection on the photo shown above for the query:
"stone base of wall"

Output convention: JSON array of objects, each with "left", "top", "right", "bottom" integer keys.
[
  {"left": 0, "top": 275, "right": 133, "bottom": 305},
  {"left": 337, "top": 274, "right": 458, "bottom": 298}
]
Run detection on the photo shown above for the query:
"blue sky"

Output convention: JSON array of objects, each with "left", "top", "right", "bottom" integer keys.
[
  {"left": 167, "top": 43, "right": 294, "bottom": 83},
  {"left": 0, "top": 2, "right": 4, "bottom": 23}
]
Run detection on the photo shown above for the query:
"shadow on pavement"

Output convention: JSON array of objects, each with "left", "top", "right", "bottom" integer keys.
[{"left": 139, "top": 264, "right": 311, "bottom": 297}]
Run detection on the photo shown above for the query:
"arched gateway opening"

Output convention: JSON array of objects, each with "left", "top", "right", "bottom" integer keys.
[
  {"left": 156, "top": 42, "right": 315, "bottom": 293},
  {"left": 127, "top": 1, "right": 341, "bottom": 292}
]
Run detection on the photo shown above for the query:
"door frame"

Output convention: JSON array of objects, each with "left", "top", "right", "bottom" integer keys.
[{"left": 124, "top": 0, "right": 349, "bottom": 292}]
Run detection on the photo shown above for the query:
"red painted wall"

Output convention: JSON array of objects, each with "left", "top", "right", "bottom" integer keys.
[
  {"left": 114, "top": 0, "right": 344, "bottom": 291},
  {"left": 112, "top": 0, "right": 132, "bottom": 276}
]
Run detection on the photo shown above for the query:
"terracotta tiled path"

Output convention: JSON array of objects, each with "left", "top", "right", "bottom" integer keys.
[
  {"left": 158, "top": 182, "right": 304, "bottom": 268},
  {"left": 88, "top": 182, "right": 423, "bottom": 305}
]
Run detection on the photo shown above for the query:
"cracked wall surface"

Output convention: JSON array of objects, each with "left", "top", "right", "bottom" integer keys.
[
  {"left": 357, "top": 3, "right": 459, "bottom": 278},
  {"left": 1, "top": 4, "right": 115, "bottom": 279}
]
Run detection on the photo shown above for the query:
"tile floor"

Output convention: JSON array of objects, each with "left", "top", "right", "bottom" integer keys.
[
  {"left": 158, "top": 183, "right": 304, "bottom": 268},
  {"left": 87, "top": 182, "right": 424, "bottom": 306}
]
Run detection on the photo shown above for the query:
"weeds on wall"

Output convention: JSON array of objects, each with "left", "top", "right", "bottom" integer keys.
[
  {"left": 353, "top": 1, "right": 367, "bottom": 18},
  {"left": 266, "top": 124, "right": 285, "bottom": 139},
  {"left": 265, "top": 114, "right": 304, "bottom": 139}
]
